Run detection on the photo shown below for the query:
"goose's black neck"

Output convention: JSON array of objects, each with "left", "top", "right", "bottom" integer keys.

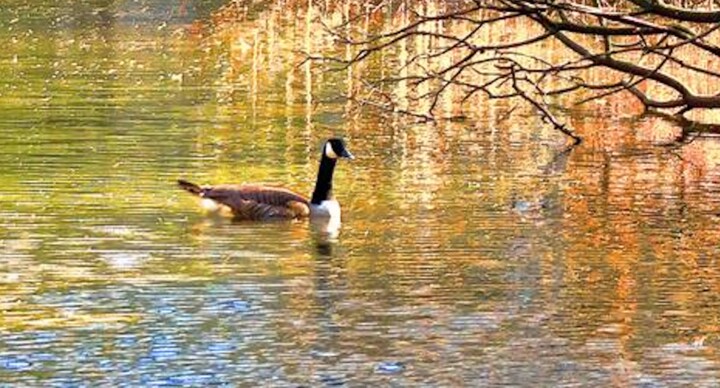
[{"left": 310, "top": 154, "right": 337, "bottom": 205}]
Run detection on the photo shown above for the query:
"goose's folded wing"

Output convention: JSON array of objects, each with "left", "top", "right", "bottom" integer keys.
[{"left": 202, "top": 185, "right": 310, "bottom": 220}]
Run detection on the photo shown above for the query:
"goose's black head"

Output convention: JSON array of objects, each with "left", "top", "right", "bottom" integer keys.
[{"left": 323, "top": 138, "right": 354, "bottom": 160}]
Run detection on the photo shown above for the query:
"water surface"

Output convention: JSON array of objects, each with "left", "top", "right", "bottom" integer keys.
[{"left": 2, "top": 1, "right": 720, "bottom": 386}]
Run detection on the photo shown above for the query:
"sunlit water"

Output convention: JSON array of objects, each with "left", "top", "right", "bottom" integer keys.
[{"left": 2, "top": 1, "right": 720, "bottom": 386}]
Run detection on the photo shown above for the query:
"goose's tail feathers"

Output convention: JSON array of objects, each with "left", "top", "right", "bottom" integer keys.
[{"left": 177, "top": 179, "right": 204, "bottom": 196}]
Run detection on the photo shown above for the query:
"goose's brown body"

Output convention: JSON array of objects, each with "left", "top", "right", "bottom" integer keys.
[{"left": 178, "top": 180, "right": 311, "bottom": 220}]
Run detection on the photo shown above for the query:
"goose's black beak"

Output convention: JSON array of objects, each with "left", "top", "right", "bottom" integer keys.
[{"left": 341, "top": 150, "right": 355, "bottom": 160}]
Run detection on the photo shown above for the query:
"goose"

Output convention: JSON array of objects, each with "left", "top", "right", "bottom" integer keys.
[{"left": 177, "top": 138, "right": 354, "bottom": 221}]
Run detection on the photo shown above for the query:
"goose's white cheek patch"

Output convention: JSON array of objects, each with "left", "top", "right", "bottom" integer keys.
[{"left": 325, "top": 142, "right": 338, "bottom": 159}]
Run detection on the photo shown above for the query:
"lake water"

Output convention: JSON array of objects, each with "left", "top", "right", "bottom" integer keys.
[{"left": 2, "top": 1, "right": 720, "bottom": 386}]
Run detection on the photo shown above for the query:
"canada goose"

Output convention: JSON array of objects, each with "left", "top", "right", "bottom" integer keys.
[{"left": 177, "top": 138, "right": 354, "bottom": 221}]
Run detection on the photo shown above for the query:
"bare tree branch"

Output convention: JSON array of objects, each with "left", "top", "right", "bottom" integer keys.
[{"left": 311, "top": 0, "right": 720, "bottom": 142}]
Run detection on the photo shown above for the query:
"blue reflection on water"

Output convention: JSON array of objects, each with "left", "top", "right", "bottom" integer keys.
[
  {"left": 0, "top": 282, "right": 269, "bottom": 385},
  {"left": 375, "top": 361, "right": 406, "bottom": 374},
  {"left": 0, "top": 355, "right": 33, "bottom": 371},
  {"left": 210, "top": 299, "right": 252, "bottom": 314}
]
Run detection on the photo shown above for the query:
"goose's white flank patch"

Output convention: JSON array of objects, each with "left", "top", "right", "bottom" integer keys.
[{"left": 201, "top": 198, "right": 220, "bottom": 212}]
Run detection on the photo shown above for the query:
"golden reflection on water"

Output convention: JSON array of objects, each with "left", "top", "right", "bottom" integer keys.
[
  {"left": 214, "top": 2, "right": 719, "bottom": 383},
  {"left": 209, "top": 0, "right": 720, "bottom": 125}
]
